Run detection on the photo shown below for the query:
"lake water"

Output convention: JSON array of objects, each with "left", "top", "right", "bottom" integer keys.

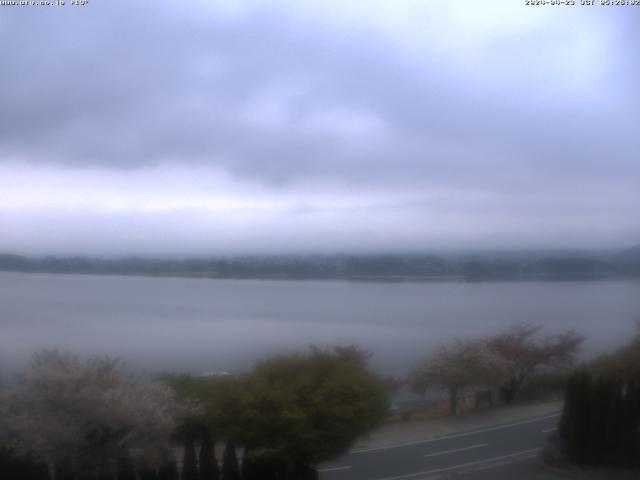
[{"left": 1, "top": 272, "right": 639, "bottom": 377}]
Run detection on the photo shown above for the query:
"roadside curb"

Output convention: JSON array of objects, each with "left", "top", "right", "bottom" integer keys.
[
  {"left": 540, "top": 458, "right": 586, "bottom": 480},
  {"left": 351, "top": 401, "right": 562, "bottom": 453}
]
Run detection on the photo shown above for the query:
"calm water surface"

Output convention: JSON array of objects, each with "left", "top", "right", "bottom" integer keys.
[{"left": 1, "top": 272, "right": 639, "bottom": 376}]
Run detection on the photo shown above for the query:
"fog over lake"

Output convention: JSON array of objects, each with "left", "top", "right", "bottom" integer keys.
[{"left": 1, "top": 272, "right": 639, "bottom": 378}]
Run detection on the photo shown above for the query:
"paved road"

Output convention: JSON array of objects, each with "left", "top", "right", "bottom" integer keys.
[{"left": 318, "top": 413, "right": 565, "bottom": 480}]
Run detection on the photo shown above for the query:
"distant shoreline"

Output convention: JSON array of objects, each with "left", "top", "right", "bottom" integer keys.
[
  {"left": 2, "top": 268, "right": 639, "bottom": 283},
  {"left": 1, "top": 249, "right": 639, "bottom": 282}
]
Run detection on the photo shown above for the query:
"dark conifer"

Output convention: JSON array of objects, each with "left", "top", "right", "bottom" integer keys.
[
  {"left": 182, "top": 437, "right": 199, "bottom": 480},
  {"left": 240, "top": 452, "right": 261, "bottom": 480},
  {"left": 158, "top": 455, "right": 180, "bottom": 480},
  {"left": 559, "top": 368, "right": 592, "bottom": 464},
  {"left": 608, "top": 377, "right": 626, "bottom": 466},
  {"left": 116, "top": 450, "right": 136, "bottom": 480},
  {"left": 139, "top": 466, "right": 159, "bottom": 480},
  {"left": 623, "top": 378, "right": 640, "bottom": 468},
  {"left": 0, "top": 448, "right": 19, "bottom": 479},
  {"left": 240, "top": 453, "right": 279, "bottom": 480},
  {"left": 20, "top": 454, "right": 50, "bottom": 480},
  {"left": 589, "top": 376, "right": 611, "bottom": 465},
  {"left": 54, "top": 458, "right": 75, "bottom": 480},
  {"left": 222, "top": 440, "right": 241, "bottom": 480},
  {"left": 199, "top": 430, "right": 219, "bottom": 480},
  {"left": 97, "top": 467, "right": 114, "bottom": 480},
  {"left": 293, "top": 462, "right": 319, "bottom": 480}
]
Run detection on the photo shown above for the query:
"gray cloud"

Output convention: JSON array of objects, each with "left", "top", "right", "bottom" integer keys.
[{"left": 1, "top": 1, "right": 639, "bottom": 253}]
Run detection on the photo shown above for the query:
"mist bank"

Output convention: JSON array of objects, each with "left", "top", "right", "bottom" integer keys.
[{"left": 1, "top": 246, "right": 639, "bottom": 281}]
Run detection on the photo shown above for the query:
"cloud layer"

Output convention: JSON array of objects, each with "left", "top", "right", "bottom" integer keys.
[{"left": 1, "top": 1, "right": 639, "bottom": 254}]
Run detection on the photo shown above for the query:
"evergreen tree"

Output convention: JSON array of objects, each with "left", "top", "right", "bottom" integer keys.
[
  {"left": 240, "top": 453, "right": 281, "bottom": 480},
  {"left": 293, "top": 462, "right": 319, "bottom": 480},
  {"left": 623, "top": 378, "right": 640, "bottom": 468},
  {"left": 158, "top": 456, "right": 180, "bottom": 480},
  {"left": 559, "top": 368, "right": 592, "bottom": 464},
  {"left": 116, "top": 451, "right": 136, "bottom": 480},
  {"left": 199, "top": 430, "right": 219, "bottom": 480},
  {"left": 138, "top": 466, "right": 159, "bottom": 480},
  {"left": 0, "top": 448, "right": 18, "bottom": 479},
  {"left": 2, "top": 450, "right": 51, "bottom": 480},
  {"left": 182, "top": 437, "right": 199, "bottom": 480},
  {"left": 97, "top": 467, "right": 113, "bottom": 480},
  {"left": 589, "top": 376, "right": 612, "bottom": 465},
  {"left": 240, "top": 453, "right": 259, "bottom": 480},
  {"left": 54, "top": 458, "right": 75, "bottom": 480},
  {"left": 222, "top": 440, "right": 240, "bottom": 480},
  {"left": 607, "top": 377, "right": 626, "bottom": 466},
  {"left": 591, "top": 376, "right": 627, "bottom": 466},
  {"left": 561, "top": 369, "right": 640, "bottom": 469},
  {"left": 35, "top": 461, "right": 51, "bottom": 480}
]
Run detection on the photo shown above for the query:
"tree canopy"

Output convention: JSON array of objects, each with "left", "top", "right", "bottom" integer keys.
[
  {"left": 236, "top": 346, "right": 388, "bottom": 465},
  {"left": 0, "top": 351, "right": 190, "bottom": 476},
  {"left": 165, "top": 345, "right": 388, "bottom": 472},
  {"left": 487, "top": 323, "right": 584, "bottom": 403},
  {"left": 409, "top": 338, "right": 508, "bottom": 415}
]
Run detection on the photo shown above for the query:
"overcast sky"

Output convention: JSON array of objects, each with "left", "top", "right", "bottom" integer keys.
[{"left": 1, "top": 0, "right": 639, "bottom": 256}]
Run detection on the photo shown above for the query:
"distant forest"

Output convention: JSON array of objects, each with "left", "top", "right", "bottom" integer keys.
[{"left": 1, "top": 246, "right": 640, "bottom": 281}]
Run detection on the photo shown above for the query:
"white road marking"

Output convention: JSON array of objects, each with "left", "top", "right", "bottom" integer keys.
[
  {"left": 373, "top": 448, "right": 541, "bottom": 480},
  {"left": 452, "top": 451, "right": 540, "bottom": 476},
  {"left": 423, "top": 443, "right": 487, "bottom": 458},
  {"left": 317, "top": 465, "right": 352, "bottom": 473},
  {"left": 542, "top": 427, "right": 557, "bottom": 433},
  {"left": 350, "top": 413, "right": 560, "bottom": 454}
]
